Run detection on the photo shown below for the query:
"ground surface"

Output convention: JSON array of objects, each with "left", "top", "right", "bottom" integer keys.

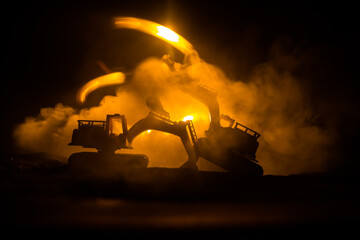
[{"left": 1, "top": 153, "right": 359, "bottom": 238}]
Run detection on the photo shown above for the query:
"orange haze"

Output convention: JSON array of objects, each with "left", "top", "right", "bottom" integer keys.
[{"left": 13, "top": 18, "right": 337, "bottom": 175}]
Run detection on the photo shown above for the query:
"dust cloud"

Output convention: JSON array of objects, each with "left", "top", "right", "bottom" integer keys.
[{"left": 13, "top": 53, "right": 337, "bottom": 175}]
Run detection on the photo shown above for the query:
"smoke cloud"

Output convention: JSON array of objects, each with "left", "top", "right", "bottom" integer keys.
[{"left": 13, "top": 51, "right": 338, "bottom": 175}]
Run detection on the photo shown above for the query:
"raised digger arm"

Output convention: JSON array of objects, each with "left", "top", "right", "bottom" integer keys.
[
  {"left": 127, "top": 110, "right": 199, "bottom": 169},
  {"left": 180, "top": 83, "right": 220, "bottom": 131}
]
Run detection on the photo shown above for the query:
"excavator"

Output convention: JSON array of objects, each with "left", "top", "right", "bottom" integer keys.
[
  {"left": 68, "top": 96, "right": 198, "bottom": 174},
  {"left": 68, "top": 82, "right": 263, "bottom": 176}
]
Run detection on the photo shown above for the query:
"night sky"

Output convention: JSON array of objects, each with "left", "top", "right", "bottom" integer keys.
[{"left": 2, "top": 0, "right": 359, "bottom": 173}]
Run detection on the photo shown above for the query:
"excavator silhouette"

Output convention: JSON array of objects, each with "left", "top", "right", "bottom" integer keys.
[{"left": 68, "top": 80, "right": 263, "bottom": 176}]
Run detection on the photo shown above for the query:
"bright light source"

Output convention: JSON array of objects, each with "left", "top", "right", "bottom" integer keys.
[
  {"left": 183, "top": 115, "right": 194, "bottom": 121},
  {"left": 156, "top": 26, "right": 179, "bottom": 42},
  {"left": 114, "top": 17, "right": 197, "bottom": 56}
]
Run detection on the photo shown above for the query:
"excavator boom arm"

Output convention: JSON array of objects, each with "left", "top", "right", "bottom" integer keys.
[
  {"left": 127, "top": 112, "right": 198, "bottom": 164},
  {"left": 181, "top": 84, "right": 220, "bottom": 130}
]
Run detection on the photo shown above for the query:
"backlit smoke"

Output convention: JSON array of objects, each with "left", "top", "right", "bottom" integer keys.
[
  {"left": 12, "top": 15, "right": 338, "bottom": 175},
  {"left": 13, "top": 52, "right": 337, "bottom": 175}
]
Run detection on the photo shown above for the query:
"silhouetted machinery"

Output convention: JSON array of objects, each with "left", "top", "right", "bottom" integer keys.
[
  {"left": 68, "top": 82, "right": 263, "bottom": 176},
  {"left": 181, "top": 83, "right": 263, "bottom": 176},
  {"left": 68, "top": 114, "right": 150, "bottom": 173},
  {"left": 68, "top": 98, "right": 198, "bottom": 174}
]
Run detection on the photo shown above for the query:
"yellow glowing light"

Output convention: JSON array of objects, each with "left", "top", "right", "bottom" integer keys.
[
  {"left": 156, "top": 26, "right": 179, "bottom": 42},
  {"left": 114, "top": 17, "right": 197, "bottom": 56},
  {"left": 78, "top": 17, "right": 199, "bottom": 104},
  {"left": 147, "top": 130, "right": 151, "bottom": 133},
  {"left": 183, "top": 115, "right": 194, "bottom": 122},
  {"left": 77, "top": 72, "right": 126, "bottom": 103}
]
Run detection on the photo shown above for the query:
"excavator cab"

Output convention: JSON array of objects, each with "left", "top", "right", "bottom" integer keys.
[
  {"left": 69, "top": 114, "right": 131, "bottom": 152},
  {"left": 107, "top": 114, "right": 126, "bottom": 136},
  {"left": 68, "top": 114, "right": 148, "bottom": 174}
]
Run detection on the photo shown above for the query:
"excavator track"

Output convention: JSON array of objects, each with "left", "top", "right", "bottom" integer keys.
[{"left": 68, "top": 152, "right": 149, "bottom": 174}]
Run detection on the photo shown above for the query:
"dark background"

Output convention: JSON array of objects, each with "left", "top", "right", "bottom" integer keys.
[
  {"left": 1, "top": 1, "right": 360, "bottom": 236},
  {"left": 1, "top": 0, "right": 359, "bottom": 174}
]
